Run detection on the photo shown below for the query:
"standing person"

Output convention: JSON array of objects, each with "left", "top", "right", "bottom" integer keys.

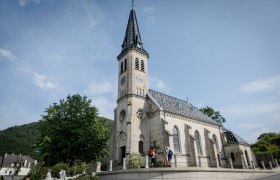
[
  {"left": 151, "top": 148, "right": 157, "bottom": 167},
  {"left": 167, "top": 147, "right": 173, "bottom": 166}
]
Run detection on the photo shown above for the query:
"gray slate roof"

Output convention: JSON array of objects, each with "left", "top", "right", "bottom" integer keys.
[
  {"left": 224, "top": 130, "right": 249, "bottom": 145},
  {"left": 119, "top": 8, "right": 149, "bottom": 57},
  {"left": 1, "top": 154, "right": 35, "bottom": 168},
  {"left": 147, "top": 89, "right": 222, "bottom": 126}
]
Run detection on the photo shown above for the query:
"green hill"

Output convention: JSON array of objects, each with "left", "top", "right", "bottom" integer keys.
[
  {"left": 0, "top": 122, "right": 40, "bottom": 158},
  {"left": 0, "top": 117, "right": 113, "bottom": 159}
]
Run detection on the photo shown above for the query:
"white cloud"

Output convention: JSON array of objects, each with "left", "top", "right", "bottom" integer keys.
[
  {"left": 17, "top": 66, "right": 58, "bottom": 90},
  {"left": 0, "top": 103, "right": 39, "bottom": 130},
  {"left": 149, "top": 76, "right": 169, "bottom": 92},
  {"left": 143, "top": 7, "right": 154, "bottom": 14},
  {"left": 18, "top": 0, "right": 41, "bottom": 7},
  {"left": 196, "top": 103, "right": 207, "bottom": 109},
  {"left": 91, "top": 96, "right": 115, "bottom": 119},
  {"left": 81, "top": 0, "right": 98, "bottom": 29},
  {"left": 86, "top": 80, "right": 116, "bottom": 96},
  {"left": 33, "top": 73, "right": 57, "bottom": 90},
  {"left": 0, "top": 48, "right": 16, "bottom": 62},
  {"left": 220, "top": 101, "right": 280, "bottom": 117},
  {"left": 85, "top": 79, "right": 117, "bottom": 119},
  {"left": 241, "top": 76, "right": 280, "bottom": 93},
  {"left": 142, "top": 6, "right": 156, "bottom": 25},
  {"left": 221, "top": 102, "right": 280, "bottom": 143}
]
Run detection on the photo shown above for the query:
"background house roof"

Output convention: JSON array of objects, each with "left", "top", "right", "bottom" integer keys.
[
  {"left": 224, "top": 130, "right": 249, "bottom": 145},
  {"left": 1, "top": 154, "right": 35, "bottom": 168}
]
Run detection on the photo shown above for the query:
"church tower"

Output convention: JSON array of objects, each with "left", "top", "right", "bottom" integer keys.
[{"left": 111, "top": 6, "right": 149, "bottom": 164}]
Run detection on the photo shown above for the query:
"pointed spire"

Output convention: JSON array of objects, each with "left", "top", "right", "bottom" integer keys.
[{"left": 120, "top": 7, "right": 148, "bottom": 57}]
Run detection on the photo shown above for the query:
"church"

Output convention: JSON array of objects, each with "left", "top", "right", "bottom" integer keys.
[{"left": 109, "top": 6, "right": 256, "bottom": 169}]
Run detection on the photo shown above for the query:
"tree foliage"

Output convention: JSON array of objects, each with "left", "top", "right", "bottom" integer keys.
[
  {"left": 0, "top": 122, "right": 40, "bottom": 158},
  {"left": 251, "top": 132, "right": 280, "bottom": 159},
  {"left": 37, "top": 94, "right": 110, "bottom": 166},
  {"left": 199, "top": 106, "right": 226, "bottom": 124}
]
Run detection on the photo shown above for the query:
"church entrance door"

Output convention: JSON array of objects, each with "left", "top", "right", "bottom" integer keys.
[
  {"left": 120, "top": 146, "right": 126, "bottom": 165},
  {"left": 217, "top": 154, "right": 221, "bottom": 167}
]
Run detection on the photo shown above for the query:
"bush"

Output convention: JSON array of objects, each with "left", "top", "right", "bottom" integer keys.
[
  {"left": 155, "top": 160, "right": 164, "bottom": 167},
  {"left": 128, "top": 153, "right": 144, "bottom": 168},
  {"left": 51, "top": 162, "right": 67, "bottom": 178},
  {"left": 67, "top": 162, "right": 96, "bottom": 176},
  {"left": 28, "top": 163, "right": 48, "bottom": 180}
]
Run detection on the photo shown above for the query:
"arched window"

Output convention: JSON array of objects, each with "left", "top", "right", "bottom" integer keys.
[
  {"left": 124, "top": 59, "right": 127, "bottom": 71},
  {"left": 139, "top": 141, "right": 144, "bottom": 154},
  {"left": 135, "top": 58, "right": 139, "bottom": 70},
  {"left": 173, "top": 126, "right": 180, "bottom": 152},
  {"left": 195, "top": 130, "right": 202, "bottom": 154},
  {"left": 119, "top": 110, "right": 126, "bottom": 121},
  {"left": 141, "top": 60, "right": 144, "bottom": 71},
  {"left": 120, "top": 62, "right": 123, "bottom": 73},
  {"left": 212, "top": 134, "right": 219, "bottom": 150},
  {"left": 231, "top": 152, "right": 235, "bottom": 162}
]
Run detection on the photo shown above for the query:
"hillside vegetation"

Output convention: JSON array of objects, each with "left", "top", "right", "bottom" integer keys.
[
  {"left": 0, "top": 117, "right": 113, "bottom": 159},
  {"left": 0, "top": 122, "right": 40, "bottom": 158}
]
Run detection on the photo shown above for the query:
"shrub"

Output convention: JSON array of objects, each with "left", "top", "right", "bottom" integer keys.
[
  {"left": 155, "top": 160, "right": 164, "bottom": 167},
  {"left": 128, "top": 153, "right": 144, "bottom": 168},
  {"left": 51, "top": 162, "right": 67, "bottom": 178},
  {"left": 28, "top": 163, "right": 48, "bottom": 180}
]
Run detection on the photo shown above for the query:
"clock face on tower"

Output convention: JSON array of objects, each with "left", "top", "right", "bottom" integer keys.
[
  {"left": 136, "top": 74, "right": 144, "bottom": 83},
  {"left": 121, "top": 76, "right": 126, "bottom": 85}
]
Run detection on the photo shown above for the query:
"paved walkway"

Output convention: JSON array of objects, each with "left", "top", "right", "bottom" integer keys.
[{"left": 248, "top": 168, "right": 280, "bottom": 180}]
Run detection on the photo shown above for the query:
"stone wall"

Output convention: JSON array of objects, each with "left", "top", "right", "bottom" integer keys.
[{"left": 97, "top": 167, "right": 277, "bottom": 180}]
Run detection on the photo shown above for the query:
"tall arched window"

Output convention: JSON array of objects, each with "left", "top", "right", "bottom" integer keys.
[
  {"left": 245, "top": 150, "right": 251, "bottom": 166},
  {"left": 124, "top": 59, "right": 127, "bottom": 71},
  {"left": 141, "top": 60, "right": 144, "bottom": 71},
  {"left": 139, "top": 141, "right": 144, "bottom": 154},
  {"left": 231, "top": 152, "right": 235, "bottom": 162},
  {"left": 212, "top": 134, "right": 219, "bottom": 150},
  {"left": 120, "top": 62, "right": 123, "bottom": 73},
  {"left": 173, "top": 126, "right": 180, "bottom": 152},
  {"left": 135, "top": 58, "right": 139, "bottom": 70},
  {"left": 195, "top": 130, "right": 202, "bottom": 154}
]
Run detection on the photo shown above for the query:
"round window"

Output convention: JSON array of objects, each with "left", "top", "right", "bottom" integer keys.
[{"left": 136, "top": 109, "right": 144, "bottom": 119}]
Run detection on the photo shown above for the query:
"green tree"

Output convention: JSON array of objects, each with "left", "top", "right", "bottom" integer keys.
[
  {"left": 37, "top": 94, "right": 110, "bottom": 166},
  {"left": 251, "top": 132, "right": 280, "bottom": 159},
  {"left": 199, "top": 106, "right": 226, "bottom": 124}
]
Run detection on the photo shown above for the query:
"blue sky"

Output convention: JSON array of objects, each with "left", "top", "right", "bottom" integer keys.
[{"left": 0, "top": 0, "right": 279, "bottom": 143}]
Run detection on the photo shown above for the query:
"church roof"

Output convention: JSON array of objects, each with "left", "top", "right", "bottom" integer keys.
[
  {"left": 223, "top": 130, "right": 249, "bottom": 145},
  {"left": 119, "top": 8, "right": 149, "bottom": 58},
  {"left": 147, "top": 89, "right": 222, "bottom": 126}
]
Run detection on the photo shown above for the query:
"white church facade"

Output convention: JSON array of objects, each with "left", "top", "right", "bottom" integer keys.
[{"left": 109, "top": 6, "right": 256, "bottom": 169}]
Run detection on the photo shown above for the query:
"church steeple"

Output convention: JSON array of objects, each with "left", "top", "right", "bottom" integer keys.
[{"left": 120, "top": 7, "right": 149, "bottom": 57}]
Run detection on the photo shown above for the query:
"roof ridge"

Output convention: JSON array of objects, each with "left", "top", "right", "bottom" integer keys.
[{"left": 148, "top": 89, "right": 192, "bottom": 106}]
